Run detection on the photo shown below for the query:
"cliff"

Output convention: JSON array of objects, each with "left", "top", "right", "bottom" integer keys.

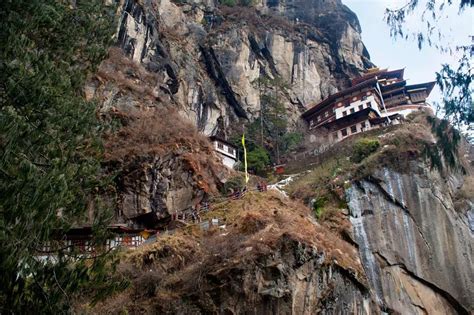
[
  {"left": 348, "top": 164, "right": 473, "bottom": 314},
  {"left": 286, "top": 114, "right": 474, "bottom": 314},
  {"left": 88, "top": 0, "right": 373, "bottom": 224},
  {"left": 80, "top": 1, "right": 474, "bottom": 314},
  {"left": 85, "top": 114, "right": 473, "bottom": 314},
  {"left": 101, "top": 109, "right": 230, "bottom": 225},
  {"left": 87, "top": 0, "right": 371, "bottom": 136}
]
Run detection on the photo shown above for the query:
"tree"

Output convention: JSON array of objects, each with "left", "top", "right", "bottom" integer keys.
[
  {"left": 0, "top": 1, "right": 123, "bottom": 312},
  {"left": 385, "top": 0, "right": 473, "bottom": 132},
  {"left": 247, "top": 146, "right": 270, "bottom": 175}
]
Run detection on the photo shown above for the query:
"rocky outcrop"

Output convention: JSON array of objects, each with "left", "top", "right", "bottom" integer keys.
[
  {"left": 347, "top": 164, "right": 474, "bottom": 314},
  {"left": 184, "top": 237, "right": 377, "bottom": 314},
  {"left": 111, "top": 153, "right": 218, "bottom": 227},
  {"left": 101, "top": 110, "right": 229, "bottom": 227},
  {"left": 89, "top": 191, "right": 380, "bottom": 314},
  {"left": 88, "top": 0, "right": 372, "bottom": 137}
]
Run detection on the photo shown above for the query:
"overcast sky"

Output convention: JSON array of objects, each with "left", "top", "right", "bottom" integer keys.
[{"left": 342, "top": 0, "right": 473, "bottom": 106}]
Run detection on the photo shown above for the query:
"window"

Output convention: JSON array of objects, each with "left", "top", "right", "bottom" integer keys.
[
  {"left": 350, "top": 108, "right": 355, "bottom": 114},
  {"left": 362, "top": 95, "right": 367, "bottom": 101},
  {"left": 352, "top": 96, "right": 357, "bottom": 101},
  {"left": 317, "top": 115, "right": 321, "bottom": 122},
  {"left": 228, "top": 147, "right": 234, "bottom": 155},
  {"left": 333, "top": 132, "right": 339, "bottom": 140},
  {"left": 341, "top": 129, "right": 348, "bottom": 137},
  {"left": 217, "top": 143, "right": 224, "bottom": 149},
  {"left": 325, "top": 111, "right": 329, "bottom": 118},
  {"left": 342, "top": 111, "right": 347, "bottom": 116},
  {"left": 358, "top": 105, "right": 364, "bottom": 111},
  {"left": 367, "top": 102, "right": 372, "bottom": 108},
  {"left": 351, "top": 125, "right": 357, "bottom": 133},
  {"left": 361, "top": 122, "right": 366, "bottom": 129}
]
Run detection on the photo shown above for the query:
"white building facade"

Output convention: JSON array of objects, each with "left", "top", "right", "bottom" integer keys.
[{"left": 210, "top": 136, "right": 238, "bottom": 169}]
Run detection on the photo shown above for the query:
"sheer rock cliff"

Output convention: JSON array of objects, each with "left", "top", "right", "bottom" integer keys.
[
  {"left": 88, "top": 0, "right": 371, "bottom": 136},
  {"left": 347, "top": 163, "right": 473, "bottom": 314}
]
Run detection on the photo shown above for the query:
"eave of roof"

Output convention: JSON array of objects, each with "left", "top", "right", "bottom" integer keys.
[
  {"left": 209, "top": 136, "right": 238, "bottom": 149},
  {"left": 302, "top": 78, "right": 378, "bottom": 119},
  {"left": 369, "top": 113, "right": 401, "bottom": 124},
  {"left": 406, "top": 81, "right": 436, "bottom": 95},
  {"left": 352, "top": 68, "right": 405, "bottom": 86},
  {"left": 315, "top": 107, "right": 380, "bottom": 129}
]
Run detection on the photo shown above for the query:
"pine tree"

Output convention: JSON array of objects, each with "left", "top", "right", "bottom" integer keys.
[{"left": 0, "top": 1, "right": 123, "bottom": 312}]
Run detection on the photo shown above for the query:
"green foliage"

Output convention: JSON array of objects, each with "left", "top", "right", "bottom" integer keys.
[
  {"left": 0, "top": 0, "right": 119, "bottom": 312},
  {"left": 247, "top": 146, "right": 270, "bottom": 175},
  {"left": 281, "top": 132, "right": 304, "bottom": 153},
  {"left": 240, "top": 0, "right": 256, "bottom": 6},
  {"left": 261, "top": 94, "right": 287, "bottom": 132},
  {"left": 436, "top": 52, "right": 473, "bottom": 130},
  {"left": 222, "top": 175, "right": 245, "bottom": 193},
  {"left": 424, "top": 116, "right": 462, "bottom": 171},
  {"left": 351, "top": 138, "right": 380, "bottom": 163},
  {"left": 221, "top": 0, "right": 237, "bottom": 6},
  {"left": 312, "top": 197, "right": 327, "bottom": 219}
]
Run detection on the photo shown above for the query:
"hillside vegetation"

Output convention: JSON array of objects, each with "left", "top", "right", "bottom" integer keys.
[{"left": 285, "top": 112, "right": 472, "bottom": 224}]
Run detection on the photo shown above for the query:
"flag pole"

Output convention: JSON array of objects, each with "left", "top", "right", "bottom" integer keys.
[{"left": 242, "top": 128, "right": 249, "bottom": 185}]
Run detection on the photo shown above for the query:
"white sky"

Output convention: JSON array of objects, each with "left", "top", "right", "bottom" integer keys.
[{"left": 342, "top": 0, "right": 473, "bottom": 106}]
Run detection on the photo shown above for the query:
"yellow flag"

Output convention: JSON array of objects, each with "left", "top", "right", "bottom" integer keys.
[{"left": 242, "top": 133, "right": 249, "bottom": 184}]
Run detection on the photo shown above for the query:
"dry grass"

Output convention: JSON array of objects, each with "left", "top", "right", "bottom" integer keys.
[
  {"left": 103, "top": 108, "right": 212, "bottom": 160},
  {"left": 285, "top": 113, "right": 447, "bottom": 231},
  {"left": 102, "top": 108, "right": 227, "bottom": 193},
  {"left": 215, "top": 6, "right": 295, "bottom": 36},
  {"left": 95, "top": 47, "right": 159, "bottom": 101}
]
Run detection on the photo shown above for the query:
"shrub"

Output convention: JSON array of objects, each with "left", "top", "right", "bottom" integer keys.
[
  {"left": 240, "top": 0, "right": 255, "bottom": 6},
  {"left": 312, "top": 196, "right": 328, "bottom": 219},
  {"left": 281, "top": 132, "right": 304, "bottom": 153},
  {"left": 221, "top": 0, "right": 236, "bottom": 6},
  {"left": 222, "top": 175, "right": 245, "bottom": 194},
  {"left": 247, "top": 146, "right": 270, "bottom": 175},
  {"left": 351, "top": 138, "right": 380, "bottom": 163}
]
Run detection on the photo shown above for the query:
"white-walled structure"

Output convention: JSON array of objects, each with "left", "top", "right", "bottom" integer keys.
[{"left": 210, "top": 136, "right": 238, "bottom": 169}]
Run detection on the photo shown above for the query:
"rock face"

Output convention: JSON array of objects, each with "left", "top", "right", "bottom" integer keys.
[
  {"left": 101, "top": 110, "right": 229, "bottom": 227},
  {"left": 112, "top": 153, "right": 218, "bottom": 227},
  {"left": 90, "top": 0, "right": 373, "bottom": 226},
  {"left": 347, "top": 164, "right": 474, "bottom": 314},
  {"left": 187, "top": 237, "right": 377, "bottom": 314},
  {"left": 89, "top": 191, "right": 380, "bottom": 314},
  {"left": 88, "top": 2, "right": 474, "bottom": 314},
  {"left": 89, "top": 0, "right": 371, "bottom": 136}
]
